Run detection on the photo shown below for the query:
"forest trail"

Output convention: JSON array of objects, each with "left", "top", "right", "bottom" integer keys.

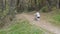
[{"left": 16, "top": 13, "right": 60, "bottom": 34}]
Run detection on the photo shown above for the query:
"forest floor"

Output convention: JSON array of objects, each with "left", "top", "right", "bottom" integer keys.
[{"left": 16, "top": 13, "right": 60, "bottom": 34}]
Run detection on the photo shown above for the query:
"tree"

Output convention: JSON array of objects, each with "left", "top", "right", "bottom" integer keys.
[{"left": 56, "top": 0, "right": 59, "bottom": 8}]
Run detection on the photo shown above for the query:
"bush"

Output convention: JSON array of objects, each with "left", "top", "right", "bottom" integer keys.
[{"left": 40, "top": 6, "right": 49, "bottom": 12}]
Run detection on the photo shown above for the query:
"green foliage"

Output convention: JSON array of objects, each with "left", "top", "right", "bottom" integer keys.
[
  {"left": 48, "top": 10, "right": 60, "bottom": 26},
  {"left": 0, "top": 0, "right": 16, "bottom": 25},
  {"left": 53, "top": 15, "right": 60, "bottom": 22},
  {"left": 52, "top": 15, "right": 60, "bottom": 26},
  {"left": 0, "top": 1, "right": 9, "bottom": 19},
  {"left": 0, "top": 31, "right": 6, "bottom": 34},
  {"left": 40, "top": 6, "right": 49, "bottom": 12},
  {"left": 0, "top": 20, "right": 45, "bottom": 34}
]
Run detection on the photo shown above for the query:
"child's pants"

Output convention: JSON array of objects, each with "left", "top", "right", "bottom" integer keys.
[{"left": 36, "top": 17, "right": 40, "bottom": 21}]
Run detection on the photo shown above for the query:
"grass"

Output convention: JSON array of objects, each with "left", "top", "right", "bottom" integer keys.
[
  {"left": 0, "top": 20, "right": 46, "bottom": 34},
  {"left": 47, "top": 9, "right": 60, "bottom": 27},
  {"left": 49, "top": 14, "right": 60, "bottom": 27}
]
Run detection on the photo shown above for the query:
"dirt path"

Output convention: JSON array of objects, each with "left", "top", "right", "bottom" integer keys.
[{"left": 16, "top": 13, "right": 60, "bottom": 34}]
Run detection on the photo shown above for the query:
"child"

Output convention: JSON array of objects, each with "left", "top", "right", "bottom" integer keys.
[{"left": 35, "top": 12, "right": 40, "bottom": 21}]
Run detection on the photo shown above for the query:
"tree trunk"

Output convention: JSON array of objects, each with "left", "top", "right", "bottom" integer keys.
[{"left": 56, "top": 0, "right": 59, "bottom": 9}]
